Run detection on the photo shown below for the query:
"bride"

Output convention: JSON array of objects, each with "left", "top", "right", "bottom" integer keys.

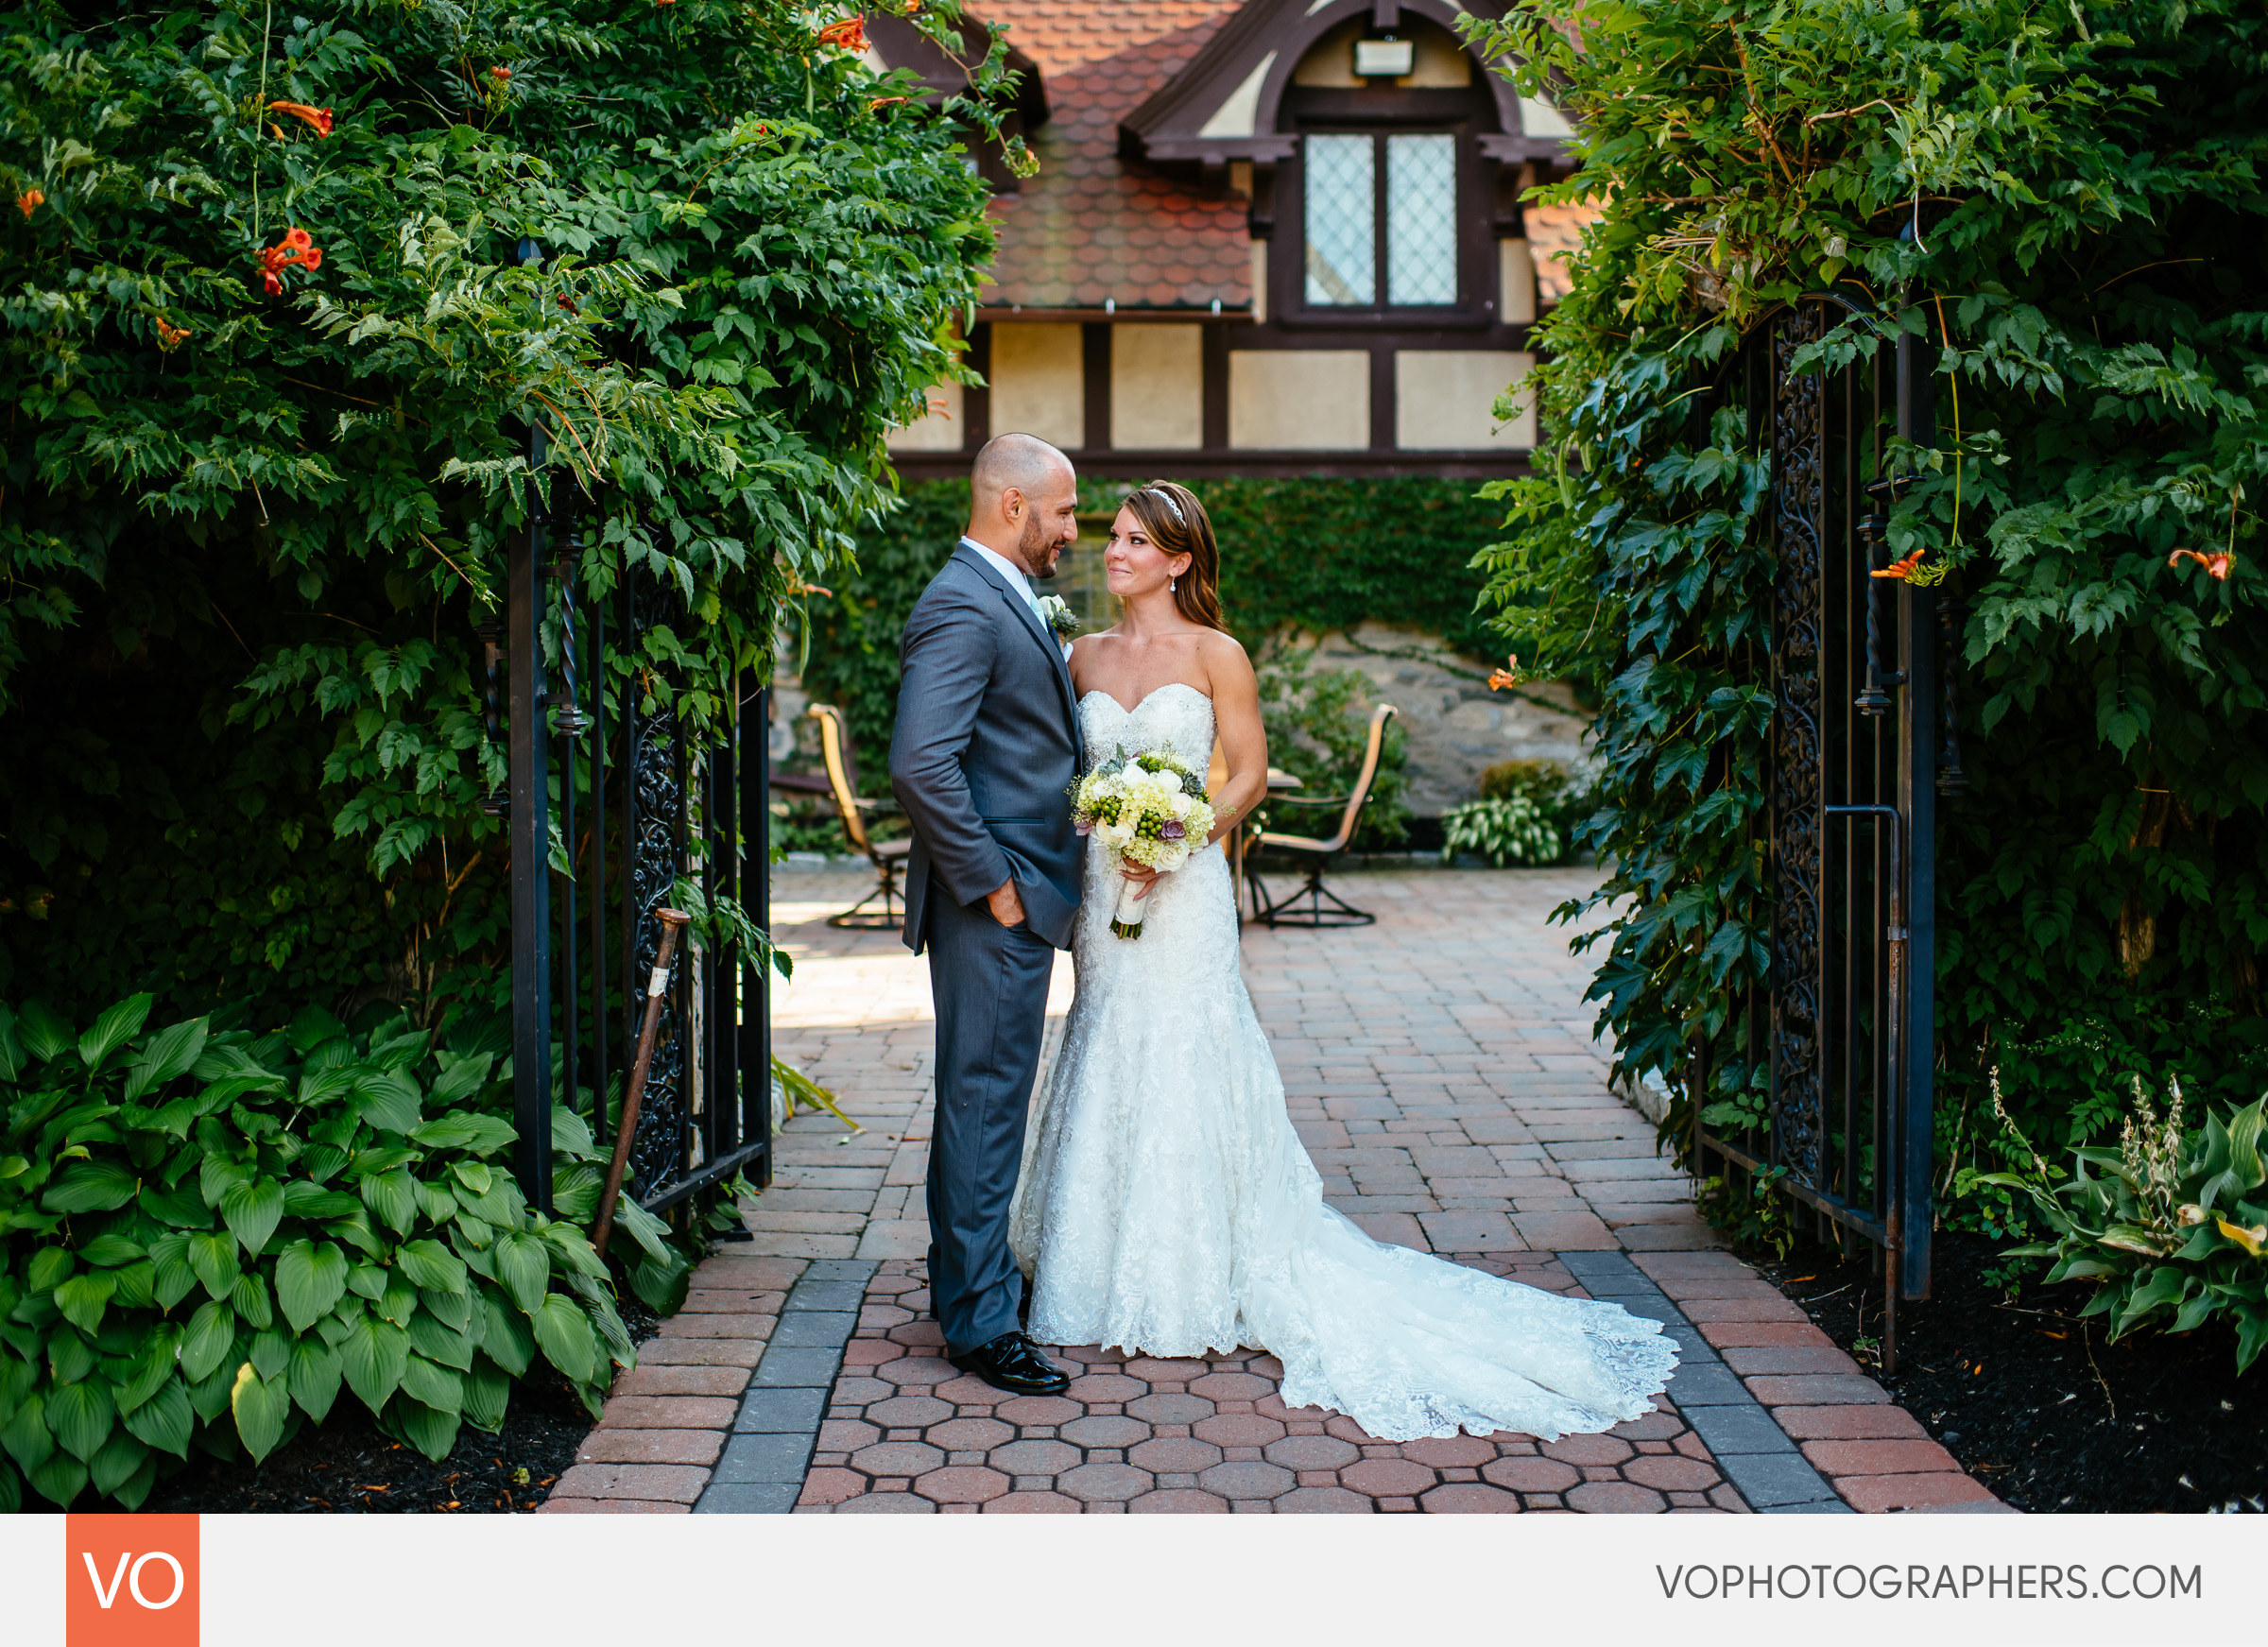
[{"left": 1008, "top": 480, "right": 1678, "bottom": 1443}]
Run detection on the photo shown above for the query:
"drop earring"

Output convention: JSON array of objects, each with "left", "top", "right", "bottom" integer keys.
[{"left": 1170, "top": 576, "right": 1177, "bottom": 593}]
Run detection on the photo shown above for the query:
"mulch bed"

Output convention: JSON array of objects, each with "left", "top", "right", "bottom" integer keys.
[
  {"left": 1754, "top": 1230, "right": 2267, "bottom": 1514},
  {"left": 139, "top": 1370, "right": 595, "bottom": 1515},
  {"left": 133, "top": 1279, "right": 671, "bottom": 1515}
]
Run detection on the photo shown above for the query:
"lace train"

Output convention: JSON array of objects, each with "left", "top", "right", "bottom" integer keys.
[{"left": 1007, "top": 684, "right": 1677, "bottom": 1442}]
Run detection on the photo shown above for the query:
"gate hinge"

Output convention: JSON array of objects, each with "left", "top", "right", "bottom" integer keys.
[{"left": 1887, "top": 926, "right": 1909, "bottom": 943}]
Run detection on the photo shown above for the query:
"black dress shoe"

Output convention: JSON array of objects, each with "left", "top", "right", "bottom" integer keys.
[{"left": 949, "top": 1331, "right": 1071, "bottom": 1397}]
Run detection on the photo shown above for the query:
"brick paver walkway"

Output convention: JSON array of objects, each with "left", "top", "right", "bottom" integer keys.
[
  {"left": 801, "top": 1256, "right": 1740, "bottom": 1514},
  {"left": 542, "top": 867, "right": 2004, "bottom": 1515}
]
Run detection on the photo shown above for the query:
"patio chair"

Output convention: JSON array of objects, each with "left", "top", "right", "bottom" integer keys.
[
  {"left": 807, "top": 703, "right": 908, "bottom": 929},
  {"left": 1246, "top": 703, "right": 1399, "bottom": 929}
]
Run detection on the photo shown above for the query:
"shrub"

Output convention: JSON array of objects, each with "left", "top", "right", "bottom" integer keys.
[
  {"left": 1440, "top": 797, "right": 1560, "bottom": 868},
  {"left": 0, "top": 994, "right": 674, "bottom": 1511},
  {"left": 1984, "top": 1074, "right": 2268, "bottom": 1371},
  {"left": 1478, "top": 759, "right": 1567, "bottom": 807},
  {"left": 0, "top": 0, "right": 1005, "bottom": 1024},
  {"left": 1462, "top": 0, "right": 2268, "bottom": 1213},
  {"left": 1474, "top": 758, "right": 1592, "bottom": 864}
]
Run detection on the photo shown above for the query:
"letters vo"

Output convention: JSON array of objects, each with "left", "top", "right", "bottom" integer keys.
[{"left": 65, "top": 1516, "right": 198, "bottom": 1647}]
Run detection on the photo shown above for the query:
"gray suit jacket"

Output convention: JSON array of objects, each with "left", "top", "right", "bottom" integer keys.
[{"left": 889, "top": 544, "right": 1085, "bottom": 952}]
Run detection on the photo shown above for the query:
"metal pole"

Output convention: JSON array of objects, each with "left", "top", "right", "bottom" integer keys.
[
  {"left": 591, "top": 554, "right": 610, "bottom": 1146},
  {"left": 558, "top": 559, "right": 578, "bottom": 1156},
  {"left": 705, "top": 736, "right": 728, "bottom": 1167},
  {"left": 508, "top": 235, "right": 555, "bottom": 1214},
  {"left": 1896, "top": 317, "right": 1938, "bottom": 1306},
  {"left": 744, "top": 684, "right": 774, "bottom": 1189}
]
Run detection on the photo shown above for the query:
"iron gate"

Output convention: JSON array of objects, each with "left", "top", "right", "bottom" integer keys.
[
  {"left": 492, "top": 500, "right": 774, "bottom": 1227},
  {"left": 1692, "top": 295, "right": 1963, "bottom": 1368}
]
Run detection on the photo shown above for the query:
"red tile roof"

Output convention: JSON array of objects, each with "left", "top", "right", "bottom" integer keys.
[
  {"left": 975, "top": 2, "right": 1253, "bottom": 311},
  {"left": 1524, "top": 199, "right": 1596, "bottom": 306}
]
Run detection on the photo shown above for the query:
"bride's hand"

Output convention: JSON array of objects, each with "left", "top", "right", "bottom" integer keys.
[{"left": 1119, "top": 862, "right": 1165, "bottom": 901}]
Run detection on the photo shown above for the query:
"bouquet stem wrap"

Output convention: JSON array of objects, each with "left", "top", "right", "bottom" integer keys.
[{"left": 1111, "top": 870, "right": 1149, "bottom": 939}]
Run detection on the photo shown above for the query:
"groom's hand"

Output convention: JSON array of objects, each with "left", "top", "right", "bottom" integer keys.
[{"left": 986, "top": 878, "right": 1026, "bottom": 928}]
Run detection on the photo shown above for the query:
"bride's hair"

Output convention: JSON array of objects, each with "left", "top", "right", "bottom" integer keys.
[{"left": 1122, "top": 480, "right": 1225, "bottom": 631}]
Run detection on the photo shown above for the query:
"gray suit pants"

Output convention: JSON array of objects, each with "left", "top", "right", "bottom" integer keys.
[{"left": 923, "top": 880, "right": 1056, "bottom": 1357}]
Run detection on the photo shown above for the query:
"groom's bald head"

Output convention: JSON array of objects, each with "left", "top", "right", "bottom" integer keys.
[{"left": 968, "top": 433, "right": 1078, "bottom": 580}]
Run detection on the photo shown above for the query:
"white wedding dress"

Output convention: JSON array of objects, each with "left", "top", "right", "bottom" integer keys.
[{"left": 1007, "top": 684, "right": 1678, "bottom": 1442}]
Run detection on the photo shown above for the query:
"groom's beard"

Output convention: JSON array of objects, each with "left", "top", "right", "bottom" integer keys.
[{"left": 1021, "top": 514, "right": 1064, "bottom": 580}]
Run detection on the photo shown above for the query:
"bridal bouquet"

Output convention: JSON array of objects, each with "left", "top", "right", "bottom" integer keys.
[{"left": 1072, "top": 747, "right": 1217, "bottom": 938}]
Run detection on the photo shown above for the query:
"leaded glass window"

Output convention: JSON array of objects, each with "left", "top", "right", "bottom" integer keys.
[
  {"left": 1303, "top": 134, "right": 1375, "bottom": 306},
  {"left": 1385, "top": 134, "right": 1457, "bottom": 305},
  {"left": 1301, "top": 132, "right": 1459, "bottom": 308}
]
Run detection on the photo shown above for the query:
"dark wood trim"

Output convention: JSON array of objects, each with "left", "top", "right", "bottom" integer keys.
[
  {"left": 894, "top": 448, "right": 1532, "bottom": 484},
  {"left": 1082, "top": 323, "right": 1112, "bottom": 453},
  {"left": 1219, "top": 322, "right": 1529, "bottom": 352},
  {"left": 1202, "top": 321, "right": 1230, "bottom": 452},
  {"left": 966, "top": 322, "right": 992, "bottom": 452},
  {"left": 1119, "top": 0, "right": 1539, "bottom": 169},
  {"left": 1368, "top": 346, "right": 1394, "bottom": 454},
  {"left": 1284, "top": 87, "right": 1488, "bottom": 126}
]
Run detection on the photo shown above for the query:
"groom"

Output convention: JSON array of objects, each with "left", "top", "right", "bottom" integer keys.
[{"left": 889, "top": 432, "right": 1084, "bottom": 1397}]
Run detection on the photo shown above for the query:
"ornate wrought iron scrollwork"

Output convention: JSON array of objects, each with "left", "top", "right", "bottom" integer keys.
[
  {"left": 1769, "top": 303, "right": 1828, "bottom": 1189},
  {"left": 625, "top": 565, "right": 691, "bottom": 1205}
]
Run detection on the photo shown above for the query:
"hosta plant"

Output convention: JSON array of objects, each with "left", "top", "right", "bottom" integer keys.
[
  {"left": 1983, "top": 1074, "right": 2268, "bottom": 1371},
  {"left": 0, "top": 994, "right": 665, "bottom": 1511},
  {"left": 1440, "top": 796, "right": 1562, "bottom": 869}
]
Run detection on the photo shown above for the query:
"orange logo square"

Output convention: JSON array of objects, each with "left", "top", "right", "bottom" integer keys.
[{"left": 65, "top": 1515, "right": 198, "bottom": 1647}]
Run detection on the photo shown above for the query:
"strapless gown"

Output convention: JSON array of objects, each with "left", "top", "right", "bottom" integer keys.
[{"left": 1007, "top": 683, "right": 1677, "bottom": 1441}]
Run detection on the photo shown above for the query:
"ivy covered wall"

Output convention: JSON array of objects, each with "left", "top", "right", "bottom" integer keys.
[{"left": 798, "top": 473, "right": 1519, "bottom": 781}]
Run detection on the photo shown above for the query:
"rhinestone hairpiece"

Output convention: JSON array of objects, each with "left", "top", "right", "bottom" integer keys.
[{"left": 1141, "top": 485, "right": 1186, "bottom": 526}]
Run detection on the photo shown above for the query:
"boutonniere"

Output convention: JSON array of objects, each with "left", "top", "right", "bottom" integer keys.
[{"left": 1036, "top": 593, "right": 1080, "bottom": 640}]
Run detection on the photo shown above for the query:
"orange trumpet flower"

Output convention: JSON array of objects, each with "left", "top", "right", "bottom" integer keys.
[
  {"left": 267, "top": 101, "right": 335, "bottom": 137},
  {"left": 254, "top": 226, "right": 323, "bottom": 295},
  {"left": 16, "top": 187, "right": 43, "bottom": 218},
  {"left": 2168, "top": 547, "right": 2234, "bottom": 581},
  {"left": 1487, "top": 655, "right": 1521, "bottom": 692},
  {"left": 155, "top": 317, "right": 193, "bottom": 352},
  {"left": 816, "top": 16, "right": 869, "bottom": 51},
  {"left": 1871, "top": 549, "right": 1926, "bottom": 581}
]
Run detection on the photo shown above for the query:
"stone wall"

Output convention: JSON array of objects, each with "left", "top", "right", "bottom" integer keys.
[{"left": 1282, "top": 623, "right": 1591, "bottom": 815}]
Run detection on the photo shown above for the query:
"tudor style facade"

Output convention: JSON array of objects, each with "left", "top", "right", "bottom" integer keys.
[{"left": 878, "top": 0, "right": 1583, "bottom": 480}]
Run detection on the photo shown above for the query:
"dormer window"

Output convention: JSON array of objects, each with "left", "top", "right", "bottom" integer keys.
[{"left": 1303, "top": 131, "right": 1457, "bottom": 307}]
